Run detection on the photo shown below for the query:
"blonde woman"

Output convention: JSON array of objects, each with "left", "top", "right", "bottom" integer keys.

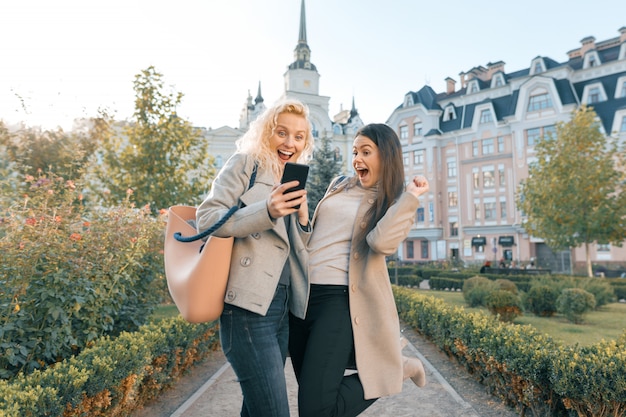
[{"left": 196, "top": 99, "right": 314, "bottom": 417}]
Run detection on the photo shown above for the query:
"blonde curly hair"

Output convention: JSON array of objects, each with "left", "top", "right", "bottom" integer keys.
[{"left": 236, "top": 98, "right": 314, "bottom": 180}]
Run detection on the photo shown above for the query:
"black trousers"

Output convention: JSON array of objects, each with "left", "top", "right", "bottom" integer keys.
[{"left": 289, "top": 285, "right": 377, "bottom": 417}]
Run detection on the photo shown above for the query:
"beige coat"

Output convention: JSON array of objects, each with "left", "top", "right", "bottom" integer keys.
[
  {"left": 310, "top": 179, "right": 420, "bottom": 399},
  {"left": 196, "top": 153, "right": 310, "bottom": 319}
]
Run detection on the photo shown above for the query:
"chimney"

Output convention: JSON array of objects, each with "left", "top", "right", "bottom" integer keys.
[
  {"left": 445, "top": 77, "right": 456, "bottom": 95},
  {"left": 580, "top": 36, "right": 596, "bottom": 55},
  {"left": 620, "top": 26, "right": 626, "bottom": 43}
]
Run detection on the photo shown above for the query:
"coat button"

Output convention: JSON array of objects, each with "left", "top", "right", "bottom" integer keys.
[
  {"left": 360, "top": 221, "right": 367, "bottom": 229},
  {"left": 251, "top": 232, "right": 261, "bottom": 239},
  {"left": 240, "top": 257, "right": 252, "bottom": 266},
  {"left": 367, "top": 198, "right": 375, "bottom": 204},
  {"left": 354, "top": 317, "right": 360, "bottom": 325},
  {"left": 353, "top": 252, "right": 360, "bottom": 260},
  {"left": 226, "top": 290, "right": 236, "bottom": 301},
  {"left": 351, "top": 284, "right": 357, "bottom": 293}
]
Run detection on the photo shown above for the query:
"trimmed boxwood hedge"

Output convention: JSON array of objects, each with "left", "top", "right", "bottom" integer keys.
[
  {"left": 394, "top": 286, "right": 626, "bottom": 417},
  {"left": 0, "top": 317, "right": 220, "bottom": 417}
]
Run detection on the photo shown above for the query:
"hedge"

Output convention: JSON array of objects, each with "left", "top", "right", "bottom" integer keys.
[
  {"left": 394, "top": 286, "right": 626, "bottom": 417},
  {"left": 0, "top": 317, "right": 220, "bottom": 417}
]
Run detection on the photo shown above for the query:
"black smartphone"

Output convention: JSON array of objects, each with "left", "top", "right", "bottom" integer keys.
[{"left": 280, "top": 162, "right": 309, "bottom": 209}]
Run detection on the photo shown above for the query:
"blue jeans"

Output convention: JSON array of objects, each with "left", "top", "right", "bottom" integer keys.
[{"left": 220, "top": 285, "right": 290, "bottom": 417}]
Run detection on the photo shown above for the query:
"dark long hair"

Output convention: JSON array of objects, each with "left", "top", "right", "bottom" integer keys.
[{"left": 353, "top": 123, "right": 405, "bottom": 255}]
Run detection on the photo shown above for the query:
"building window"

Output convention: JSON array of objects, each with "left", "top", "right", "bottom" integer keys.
[
  {"left": 597, "top": 243, "right": 610, "bottom": 252},
  {"left": 473, "top": 172, "right": 480, "bottom": 189},
  {"left": 413, "top": 122, "right": 423, "bottom": 136},
  {"left": 444, "top": 106, "right": 456, "bottom": 121},
  {"left": 621, "top": 116, "right": 626, "bottom": 132},
  {"left": 474, "top": 202, "right": 481, "bottom": 220},
  {"left": 449, "top": 221, "right": 458, "bottom": 237},
  {"left": 482, "top": 138, "right": 494, "bottom": 155},
  {"left": 429, "top": 202, "right": 434, "bottom": 222},
  {"left": 406, "top": 240, "right": 414, "bottom": 258},
  {"left": 533, "top": 61, "right": 543, "bottom": 74},
  {"left": 399, "top": 125, "right": 408, "bottom": 139},
  {"left": 500, "top": 200, "right": 507, "bottom": 219},
  {"left": 588, "top": 87, "right": 601, "bottom": 104},
  {"left": 470, "top": 82, "right": 478, "bottom": 93},
  {"left": 416, "top": 207, "right": 424, "bottom": 223},
  {"left": 447, "top": 160, "right": 457, "bottom": 177},
  {"left": 494, "top": 75, "right": 504, "bottom": 87},
  {"left": 421, "top": 240, "right": 429, "bottom": 259},
  {"left": 484, "top": 202, "right": 497, "bottom": 220},
  {"left": 216, "top": 155, "right": 223, "bottom": 168},
  {"left": 499, "top": 167, "right": 505, "bottom": 187},
  {"left": 527, "top": 127, "right": 541, "bottom": 146},
  {"left": 448, "top": 191, "right": 458, "bottom": 207},
  {"left": 543, "top": 125, "right": 556, "bottom": 140},
  {"left": 621, "top": 81, "right": 626, "bottom": 98},
  {"left": 413, "top": 150, "right": 424, "bottom": 165},
  {"left": 403, "top": 153, "right": 409, "bottom": 167},
  {"left": 479, "top": 109, "right": 493, "bottom": 124},
  {"left": 497, "top": 136, "right": 504, "bottom": 153},
  {"left": 483, "top": 169, "right": 495, "bottom": 188},
  {"left": 527, "top": 93, "right": 553, "bottom": 112},
  {"left": 472, "top": 141, "right": 479, "bottom": 156}
]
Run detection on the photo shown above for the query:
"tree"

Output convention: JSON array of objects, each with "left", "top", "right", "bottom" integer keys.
[
  {"left": 92, "top": 66, "right": 215, "bottom": 213},
  {"left": 306, "top": 134, "right": 344, "bottom": 214},
  {"left": 517, "top": 105, "right": 626, "bottom": 277},
  {"left": 0, "top": 123, "right": 96, "bottom": 180}
]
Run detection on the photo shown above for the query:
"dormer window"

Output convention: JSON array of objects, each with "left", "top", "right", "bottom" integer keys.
[
  {"left": 531, "top": 58, "right": 545, "bottom": 75},
  {"left": 491, "top": 73, "right": 505, "bottom": 88},
  {"left": 583, "top": 51, "right": 601, "bottom": 69},
  {"left": 527, "top": 92, "right": 553, "bottom": 112},
  {"left": 468, "top": 80, "right": 479, "bottom": 93},
  {"left": 443, "top": 105, "right": 457, "bottom": 121},
  {"left": 404, "top": 94, "right": 414, "bottom": 107},
  {"left": 479, "top": 109, "right": 493, "bottom": 124},
  {"left": 582, "top": 82, "right": 607, "bottom": 104}
]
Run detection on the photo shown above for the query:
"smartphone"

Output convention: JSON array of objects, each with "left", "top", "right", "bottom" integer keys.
[{"left": 280, "top": 162, "right": 309, "bottom": 209}]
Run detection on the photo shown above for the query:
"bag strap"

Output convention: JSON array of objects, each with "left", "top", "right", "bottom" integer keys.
[{"left": 174, "top": 162, "right": 258, "bottom": 243}]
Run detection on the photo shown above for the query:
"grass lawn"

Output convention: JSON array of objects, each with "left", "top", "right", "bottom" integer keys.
[{"left": 413, "top": 288, "right": 626, "bottom": 346}]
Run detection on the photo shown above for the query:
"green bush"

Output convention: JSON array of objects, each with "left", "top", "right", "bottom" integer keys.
[
  {"left": 523, "top": 284, "right": 560, "bottom": 317},
  {"left": 577, "top": 277, "right": 616, "bottom": 308},
  {"left": 0, "top": 172, "right": 166, "bottom": 379},
  {"left": 557, "top": 288, "right": 596, "bottom": 324},
  {"left": 494, "top": 278, "right": 518, "bottom": 294},
  {"left": 463, "top": 276, "right": 498, "bottom": 307},
  {"left": 0, "top": 317, "right": 220, "bottom": 417},
  {"left": 485, "top": 289, "right": 523, "bottom": 322}
]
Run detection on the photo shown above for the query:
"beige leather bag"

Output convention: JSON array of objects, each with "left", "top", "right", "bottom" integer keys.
[{"left": 164, "top": 205, "right": 234, "bottom": 323}]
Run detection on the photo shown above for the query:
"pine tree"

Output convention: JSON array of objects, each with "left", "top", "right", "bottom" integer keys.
[{"left": 307, "top": 135, "right": 344, "bottom": 215}]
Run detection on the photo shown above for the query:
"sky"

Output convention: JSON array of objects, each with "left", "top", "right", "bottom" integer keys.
[{"left": 1, "top": 0, "right": 625, "bottom": 131}]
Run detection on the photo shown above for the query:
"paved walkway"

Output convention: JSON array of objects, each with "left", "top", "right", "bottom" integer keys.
[{"left": 167, "top": 339, "right": 484, "bottom": 417}]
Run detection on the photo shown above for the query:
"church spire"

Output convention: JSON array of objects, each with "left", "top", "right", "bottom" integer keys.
[
  {"left": 298, "top": 0, "right": 307, "bottom": 45},
  {"left": 289, "top": 0, "right": 315, "bottom": 71},
  {"left": 255, "top": 81, "right": 264, "bottom": 104}
]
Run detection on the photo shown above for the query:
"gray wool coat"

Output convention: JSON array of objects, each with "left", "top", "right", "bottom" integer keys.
[
  {"left": 310, "top": 178, "right": 421, "bottom": 400},
  {"left": 196, "top": 153, "right": 310, "bottom": 319}
]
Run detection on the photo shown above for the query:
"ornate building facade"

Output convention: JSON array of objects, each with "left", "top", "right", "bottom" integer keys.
[
  {"left": 201, "top": 0, "right": 363, "bottom": 174},
  {"left": 387, "top": 27, "right": 626, "bottom": 273}
]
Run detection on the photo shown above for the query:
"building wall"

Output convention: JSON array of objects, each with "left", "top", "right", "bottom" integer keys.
[{"left": 388, "top": 27, "right": 626, "bottom": 272}]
